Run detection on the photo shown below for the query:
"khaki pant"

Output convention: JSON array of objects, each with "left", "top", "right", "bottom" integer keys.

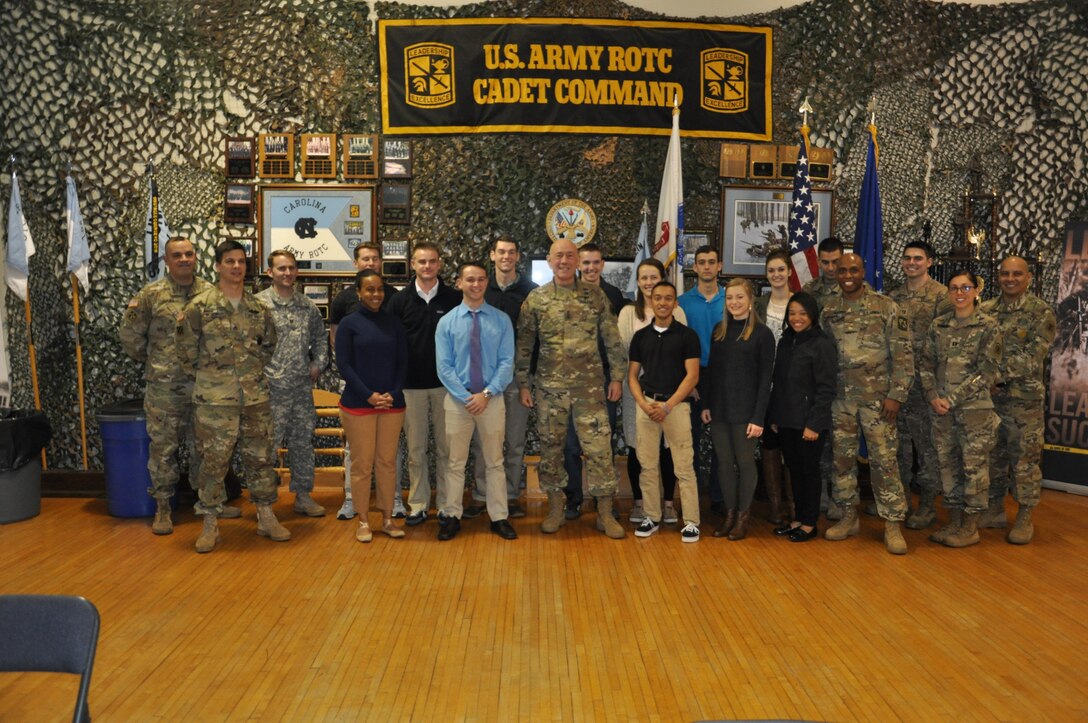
[
  {"left": 403, "top": 387, "right": 450, "bottom": 514},
  {"left": 444, "top": 395, "right": 508, "bottom": 521},
  {"left": 635, "top": 402, "right": 700, "bottom": 526},
  {"left": 340, "top": 410, "right": 404, "bottom": 518}
]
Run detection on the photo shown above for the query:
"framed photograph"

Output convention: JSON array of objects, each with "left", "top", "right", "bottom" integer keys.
[
  {"left": 301, "top": 133, "right": 336, "bottom": 179},
  {"left": 235, "top": 237, "right": 255, "bottom": 258},
  {"left": 381, "top": 139, "right": 412, "bottom": 178},
  {"left": 302, "top": 283, "right": 330, "bottom": 305},
  {"left": 224, "top": 183, "right": 254, "bottom": 224},
  {"left": 530, "top": 256, "right": 635, "bottom": 296},
  {"left": 720, "top": 185, "right": 834, "bottom": 277},
  {"left": 381, "top": 238, "right": 409, "bottom": 260},
  {"left": 380, "top": 182, "right": 412, "bottom": 224},
  {"left": 382, "top": 258, "right": 409, "bottom": 280},
  {"left": 258, "top": 133, "right": 295, "bottom": 178},
  {"left": 343, "top": 133, "right": 378, "bottom": 179},
  {"left": 258, "top": 184, "right": 376, "bottom": 275},
  {"left": 225, "top": 137, "right": 255, "bottom": 178},
  {"left": 679, "top": 228, "right": 715, "bottom": 271}
]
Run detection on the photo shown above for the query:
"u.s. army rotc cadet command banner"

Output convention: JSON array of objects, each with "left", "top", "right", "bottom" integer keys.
[{"left": 379, "top": 18, "right": 772, "bottom": 139}]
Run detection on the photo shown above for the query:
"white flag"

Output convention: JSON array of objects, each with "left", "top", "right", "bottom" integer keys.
[
  {"left": 143, "top": 176, "right": 172, "bottom": 281},
  {"left": 626, "top": 212, "right": 650, "bottom": 298},
  {"left": 66, "top": 175, "right": 91, "bottom": 293},
  {"left": 653, "top": 106, "right": 684, "bottom": 289},
  {"left": 5, "top": 171, "right": 36, "bottom": 301}
]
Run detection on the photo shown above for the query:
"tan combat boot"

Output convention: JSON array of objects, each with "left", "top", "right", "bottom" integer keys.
[
  {"left": 977, "top": 496, "right": 1007, "bottom": 528},
  {"left": 219, "top": 504, "right": 243, "bottom": 519},
  {"left": 151, "top": 499, "right": 173, "bottom": 535},
  {"left": 1007, "top": 505, "right": 1034, "bottom": 545},
  {"left": 195, "top": 514, "right": 219, "bottom": 553},
  {"left": 884, "top": 521, "right": 908, "bottom": 555},
  {"left": 826, "top": 500, "right": 843, "bottom": 521},
  {"left": 293, "top": 491, "right": 327, "bottom": 517},
  {"left": 905, "top": 489, "right": 937, "bottom": 530},
  {"left": 541, "top": 491, "right": 566, "bottom": 534},
  {"left": 256, "top": 504, "right": 291, "bottom": 541},
  {"left": 943, "top": 511, "right": 980, "bottom": 548},
  {"left": 824, "top": 504, "right": 859, "bottom": 540},
  {"left": 595, "top": 497, "right": 626, "bottom": 539},
  {"left": 929, "top": 508, "right": 963, "bottom": 544}
]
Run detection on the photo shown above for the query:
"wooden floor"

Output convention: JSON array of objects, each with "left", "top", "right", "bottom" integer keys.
[{"left": 1, "top": 488, "right": 1086, "bottom": 722}]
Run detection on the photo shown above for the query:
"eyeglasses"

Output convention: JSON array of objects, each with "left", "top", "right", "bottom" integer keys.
[{"left": 948, "top": 285, "right": 975, "bottom": 293}]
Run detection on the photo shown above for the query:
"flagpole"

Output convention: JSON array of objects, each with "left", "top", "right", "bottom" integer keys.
[{"left": 70, "top": 272, "right": 89, "bottom": 469}]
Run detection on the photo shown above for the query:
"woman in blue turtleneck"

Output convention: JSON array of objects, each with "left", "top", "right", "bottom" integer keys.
[
  {"left": 701, "top": 277, "right": 775, "bottom": 540},
  {"left": 335, "top": 269, "right": 408, "bottom": 543}
]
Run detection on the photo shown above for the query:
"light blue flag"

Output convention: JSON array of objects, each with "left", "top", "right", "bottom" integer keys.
[
  {"left": 66, "top": 175, "right": 91, "bottom": 292},
  {"left": 626, "top": 212, "right": 650, "bottom": 299},
  {"left": 6, "top": 170, "right": 36, "bottom": 301}
]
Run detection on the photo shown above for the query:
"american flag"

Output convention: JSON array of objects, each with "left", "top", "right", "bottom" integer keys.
[{"left": 788, "top": 129, "right": 819, "bottom": 291}]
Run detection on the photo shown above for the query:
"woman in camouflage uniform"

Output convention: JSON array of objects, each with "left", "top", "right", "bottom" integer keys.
[{"left": 921, "top": 271, "right": 1004, "bottom": 548}]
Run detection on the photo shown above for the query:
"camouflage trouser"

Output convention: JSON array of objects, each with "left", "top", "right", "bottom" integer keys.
[
  {"left": 831, "top": 397, "right": 907, "bottom": 521},
  {"left": 990, "top": 395, "right": 1045, "bottom": 507},
  {"left": 537, "top": 386, "right": 617, "bottom": 497},
  {"left": 896, "top": 378, "right": 939, "bottom": 497},
  {"left": 144, "top": 380, "right": 198, "bottom": 500},
  {"left": 931, "top": 407, "right": 999, "bottom": 513},
  {"left": 270, "top": 382, "right": 317, "bottom": 494},
  {"left": 193, "top": 401, "right": 279, "bottom": 515}
]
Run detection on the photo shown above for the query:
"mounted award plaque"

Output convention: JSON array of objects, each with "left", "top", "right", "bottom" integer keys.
[
  {"left": 380, "top": 182, "right": 412, "bottom": 225},
  {"left": 777, "top": 144, "right": 799, "bottom": 179},
  {"left": 381, "top": 139, "right": 413, "bottom": 179},
  {"left": 809, "top": 147, "right": 834, "bottom": 181},
  {"left": 302, "top": 133, "right": 336, "bottom": 179},
  {"left": 748, "top": 145, "right": 777, "bottom": 179},
  {"left": 258, "top": 133, "right": 295, "bottom": 179},
  {"left": 224, "top": 183, "right": 254, "bottom": 224},
  {"left": 225, "top": 137, "right": 255, "bottom": 179},
  {"left": 343, "top": 134, "right": 378, "bottom": 179},
  {"left": 719, "top": 143, "right": 748, "bottom": 178}
]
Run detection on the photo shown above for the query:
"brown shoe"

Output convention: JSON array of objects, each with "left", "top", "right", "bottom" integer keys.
[
  {"left": 727, "top": 509, "right": 751, "bottom": 541},
  {"left": 713, "top": 509, "right": 738, "bottom": 538},
  {"left": 152, "top": 499, "right": 173, "bottom": 535},
  {"left": 195, "top": 514, "right": 219, "bottom": 553}
]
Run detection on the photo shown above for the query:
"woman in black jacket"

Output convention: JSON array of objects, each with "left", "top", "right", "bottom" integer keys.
[
  {"left": 702, "top": 277, "right": 775, "bottom": 540},
  {"left": 767, "top": 292, "right": 837, "bottom": 542}
]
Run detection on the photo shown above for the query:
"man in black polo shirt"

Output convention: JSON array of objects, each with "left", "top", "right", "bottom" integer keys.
[{"left": 627, "top": 281, "right": 702, "bottom": 542}]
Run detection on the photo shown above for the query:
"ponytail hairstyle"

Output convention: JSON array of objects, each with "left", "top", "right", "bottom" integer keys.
[
  {"left": 633, "top": 257, "right": 667, "bottom": 322},
  {"left": 714, "top": 277, "right": 762, "bottom": 342},
  {"left": 948, "top": 269, "right": 984, "bottom": 306}
]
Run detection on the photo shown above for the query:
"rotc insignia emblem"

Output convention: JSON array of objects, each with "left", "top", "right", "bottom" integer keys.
[
  {"left": 294, "top": 217, "right": 318, "bottom": 239},
  {"left": 546, "top": 199, "right": 597, "bottom": 246},
  {"left": 700, "top": 48, "right": 748, "bottom": 113},
  {"left": 405, "top": 43, "right": 455, "bottom": 109}
]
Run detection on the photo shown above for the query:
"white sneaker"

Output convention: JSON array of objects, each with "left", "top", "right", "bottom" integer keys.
[
  {"left": 336, "top": 499, "right": 356, "bottom": 520},
  {"left": 635, "top": 519, "right": 660, "bottom": 538},
  {"left": 629, "top": 501, "right": 646, "bottom": 523},
  {"left": 681, "top": 523, "right": 700, "bottom": 543},
  {"left": 663, "top": 503, "right": 678, "bottom": 525},
  {"left": 391, "top": 494, "right": 408, "bottom": 519}
]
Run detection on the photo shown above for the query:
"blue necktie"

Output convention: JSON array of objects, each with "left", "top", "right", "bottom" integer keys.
[{"left": 469, "top": 310, "right": 485, "bottom": 394}]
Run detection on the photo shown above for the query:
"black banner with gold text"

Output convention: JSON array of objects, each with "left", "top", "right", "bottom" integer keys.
[{"left": 379, "top": 18, "right": 772, "bottom": 139}]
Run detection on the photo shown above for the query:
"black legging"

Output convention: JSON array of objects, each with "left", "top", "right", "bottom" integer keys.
[
  {"left": 627, "top": 442, "right": 676, "bottom": 502},
  {"left": 779, "top": 427, "right": 826, "bottom": 528}
]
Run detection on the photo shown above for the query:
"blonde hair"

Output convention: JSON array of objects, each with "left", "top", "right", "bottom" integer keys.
[{"left": 713, "top": 277, "right": 762, "bottom": 342}]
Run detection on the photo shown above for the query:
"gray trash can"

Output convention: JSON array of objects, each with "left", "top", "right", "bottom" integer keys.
[{"left": 0, "top": 409, "right": 51, "bottom": 524}]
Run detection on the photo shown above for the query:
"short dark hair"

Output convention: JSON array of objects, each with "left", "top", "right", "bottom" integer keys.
[
  {"left": 578, "top": 242, "right": 603, "bottom": 256},
  {"left": 214, "top": 239, "right": 246, "bottom": 263},
  {"left": 651, "top": 280, "right": 677, "bottom": 296},
  {"left": 164, "top": 236, "right": 193, "bottom": 253},
  {"left": 354, "top": 268, "right": 382, "bottom": 290},
  {"left": 267, "top": 249, "right": 296, "bottom": 266},
  {"left": 693, "top": 245, "right": 719, "bottom": 263},
  {"left": 412, "top": 241, "right": 440, "bottom": 258},
  {"left": 817, "top": 237, "right": 844, "bottom": 255},
  {"left": 903, "top": 240, "right": 936, "bottom": 259},
  {"left": 457, "top": 261, "right": 488, "bottom": 278},
  {"left": 353, "top": 243, "right": 381, "bottom": 261},
  {"left": 492, "top": 234, "right": 519, "bottom": 252}
]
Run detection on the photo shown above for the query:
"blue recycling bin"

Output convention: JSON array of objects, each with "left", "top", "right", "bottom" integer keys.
[{"left": 98, "top": 399, "right": 155, "bottom": 518}]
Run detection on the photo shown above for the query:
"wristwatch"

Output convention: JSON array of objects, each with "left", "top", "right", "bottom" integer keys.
[{"left": 482, "top": 389, "right": 493, "bottom": 399}]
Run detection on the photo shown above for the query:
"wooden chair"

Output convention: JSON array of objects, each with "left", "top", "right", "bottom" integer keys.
[
  {"left": 275, "top": 389, "right": 346, "bottom": 487},
  {"left": 0, "top": 594, "right": 100, "bottom": 722}
]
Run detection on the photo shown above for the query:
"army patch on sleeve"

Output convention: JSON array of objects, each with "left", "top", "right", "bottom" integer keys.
[{"left": 897, "top": 316, "right": 908, "bottom": 331}]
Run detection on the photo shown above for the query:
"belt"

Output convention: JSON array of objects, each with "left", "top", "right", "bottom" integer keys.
[{"left": 644, "top": 392, "right": 673, "bottom": 402}]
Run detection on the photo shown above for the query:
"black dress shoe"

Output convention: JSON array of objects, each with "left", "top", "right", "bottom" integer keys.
[
  {"left": 788, "top": 526, "right": 818, "bottom": 542},
  {"left": 774, "top": 524, "right": 801, "bottom": 536},
  {"left": 405, "top": 510, "right": 427, "bottom": 526},
  {"left": 437, "top": 516, "right": 461, "bottom": 541},
  {"left": 490, "top": 519, "right": 518, "bottom": 540},
  {"left": 462, "top": 502, "right": 486, "bottom": 519}
]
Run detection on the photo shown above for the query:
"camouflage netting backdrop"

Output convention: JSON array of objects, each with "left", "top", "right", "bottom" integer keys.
[{"left": 0, "top": 0, "right": 1085, "bottom": 469}]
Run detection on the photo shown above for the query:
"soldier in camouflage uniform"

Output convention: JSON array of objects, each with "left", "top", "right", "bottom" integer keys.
[
  {"left": 256, "top": 250, "right": 329, "bottom": 517},
  {"left": 516, "top": 238, "right": 627, "bottom": 538},
  {"left": 888, "top": 240, "right": 952, "bottom": 529},
  {"left": 177, "top": 240, "right": 291, "bottom": 553},
  {"left": 980, "top": 256, "right": 1057, "bottom": 544},
  {"left": 119, "top": 236, "right": 241, "bottom": 535},
  {"left": 802, "top": 237, "right": 844, "bottom": 520},
  {"left": 921, "top": 271, "right": 1003, "bottom": 547},
  {"left": 821, "top": 253, "right": 914, "bottom": 554}
]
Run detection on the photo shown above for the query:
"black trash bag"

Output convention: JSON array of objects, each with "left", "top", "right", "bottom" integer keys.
[{"left": 0, "top": 409, "right": 52, "bottom": 471}]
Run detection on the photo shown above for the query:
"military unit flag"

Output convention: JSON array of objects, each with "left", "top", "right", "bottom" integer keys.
[
  {"left": 855, "top": 123, "right": 884, "bottom": 291},
  {"left": 143, "top": 175, "right": 172, "bottom": 281},
  {"left": 787, "top": 128, "right": 819, "bottom": 291},
  {"left": 653, "top": 104, "right": 684, "bottom": 289}
]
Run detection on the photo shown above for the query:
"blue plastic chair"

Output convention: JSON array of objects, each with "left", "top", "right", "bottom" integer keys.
[{"left": 0, "top": 594, "right": 100, "bottom": 722}]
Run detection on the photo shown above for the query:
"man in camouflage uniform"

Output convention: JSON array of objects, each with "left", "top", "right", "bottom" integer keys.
[
  {"left": 178, "top": 240, "right": 290, "bottom": 553},
  {"left": 516, "top": 238, "right": 627, "bottom": 538},
  {"left": 887, "top": 240, "right": 951, "bottom": 529},
  {"left": 821, "top": 253, "right": 914, "bottom": 554},
  {"left": 980, "top": 256, "right": 1057, "bottom": 544},
  {"left": 256, "top": 249, "right": 329, "bottom": 517},
  {"left": 119, "top": 236, "right": 241, "bottom": 535}
]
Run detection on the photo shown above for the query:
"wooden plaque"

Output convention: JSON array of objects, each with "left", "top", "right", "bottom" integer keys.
[
  {"left": 224, "top": 183, "right": 254, "bottom": 224},
  {"left": 258, "top": 133, "right": 295, "bottom": 179},
  {"left": 777, "top": 144, "right": 799, "bottom": 179},
  {"left": 810, "top": 147, "right": 834, "bottom": 181},
  {"left": 719, "top": 143, "right": 748, "bottom": 178},
  {"left": 224, "top": 137, "right": 255, "bottom": 179},
  {"left": 301, "top": 133, "right": 336, "bottom": 179},
  {"left": 343, "top": 134, "right": 378, "bottom": 179},
  {"left": 749, "top": 145, "right": 777, "bottom": 180}
]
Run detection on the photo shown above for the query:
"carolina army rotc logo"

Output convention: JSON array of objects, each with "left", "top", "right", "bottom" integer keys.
[
  {"left": 405, "top": 42, "right": 455, "bottom": 109},
  {"left": 700, "top": 48, "right": 748, "bottom": 113}
]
